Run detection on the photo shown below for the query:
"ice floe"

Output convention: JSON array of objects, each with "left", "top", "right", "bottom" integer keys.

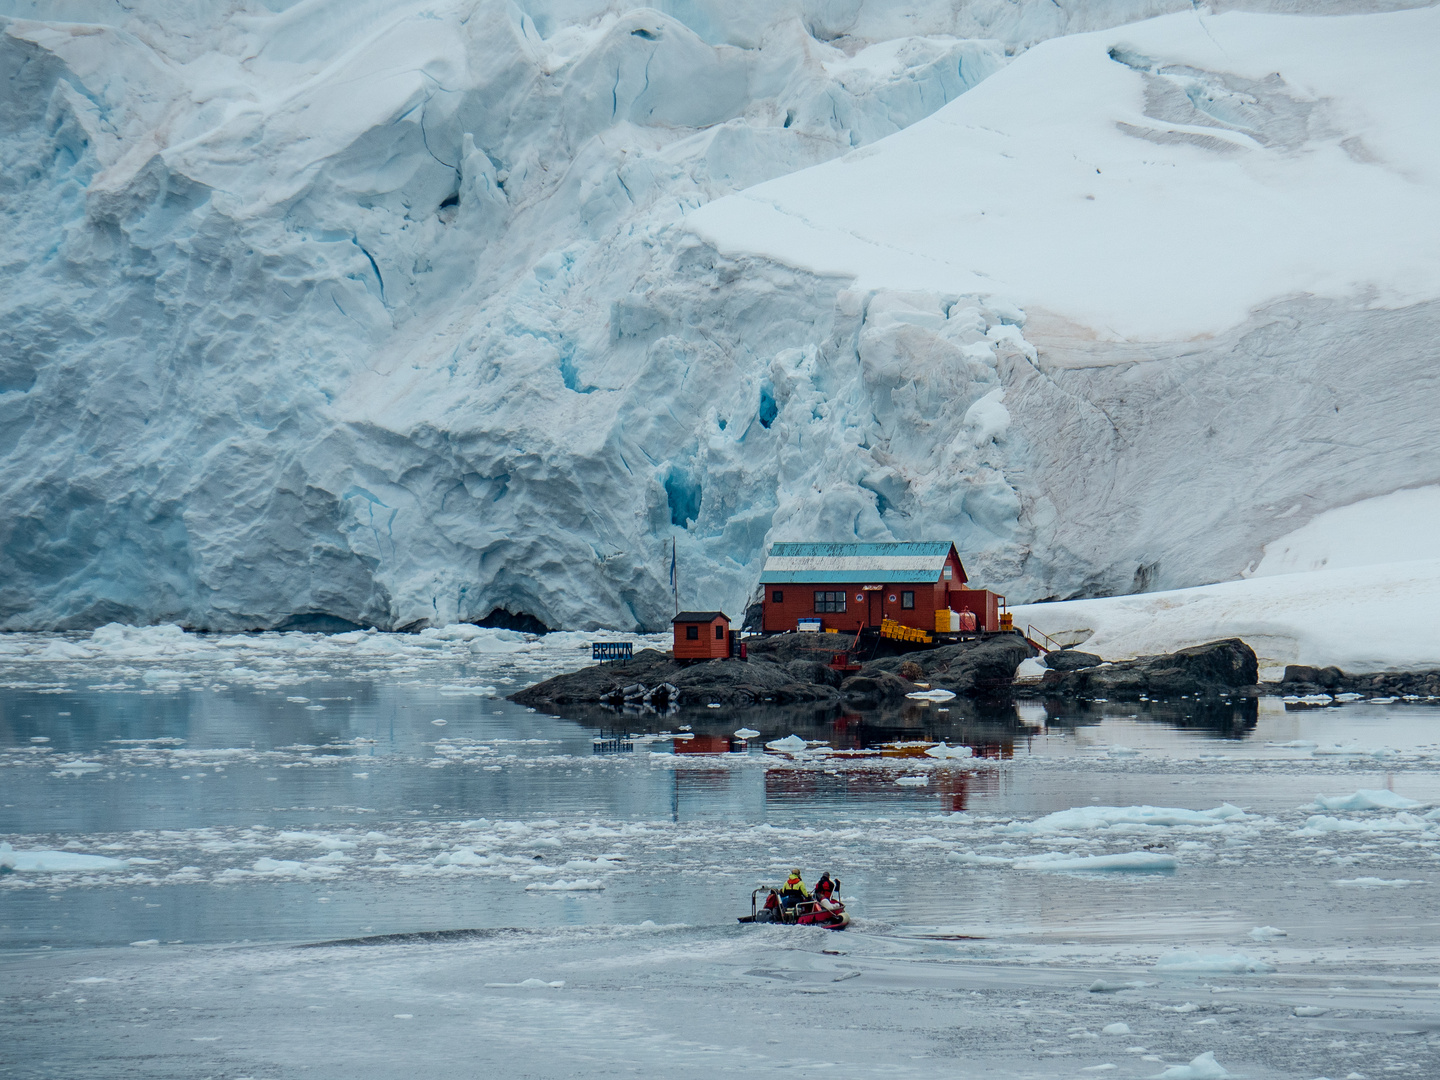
[
  {"left": 1153, "top": 953, "right": 1274, "bottom": 975},
  {"left": 1312, "top": 789, "right": 1422, "bottom": 811}
]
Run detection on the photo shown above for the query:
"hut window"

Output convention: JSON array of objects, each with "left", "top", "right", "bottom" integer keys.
[
  {"left": 901, "top": 591, "right": 914, "bottom": 609},
  {"left": 814, "top": 591, "right": 846, "bottom": 613},
  {"left": 772, "top": 590, "right": 783, "bottom": 604},
  {"left": 686, "top": 625, "right": 699, "bottom": 640},
  {"left": 715, "top": 624, "right": 725, "bottom": 640},
  {"left": 943, "top": 566, "right": 953, "bottom": 580}
]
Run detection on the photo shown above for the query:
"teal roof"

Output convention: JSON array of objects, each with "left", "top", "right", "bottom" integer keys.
[{"left": 759, "top": 541, "right": 963, "bottom": 584}]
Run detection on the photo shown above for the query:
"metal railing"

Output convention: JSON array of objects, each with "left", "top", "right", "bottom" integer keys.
[{"left": 1025, "top": 625, "right": 1063, "bottom": 653}]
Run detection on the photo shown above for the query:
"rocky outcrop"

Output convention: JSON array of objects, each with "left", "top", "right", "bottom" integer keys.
[
  {"left": 1039, "top": 639, "right": 1258, "bottom": 698},
  {"left": 1280, "top": 665, "right": 1440, "bottom": 697},
  {"left": 865, "top": 636, "right": 1036, "bottom": 699},
  {"left": 512, "top": 633, "right": 1038, "bottom": 708}
]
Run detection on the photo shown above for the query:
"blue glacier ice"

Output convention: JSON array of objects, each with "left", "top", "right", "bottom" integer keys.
[{"left": 2, "top": 0, "right": 1437, "bottom": 631}]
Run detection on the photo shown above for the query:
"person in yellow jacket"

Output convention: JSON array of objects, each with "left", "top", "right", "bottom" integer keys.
[{"left": 780, "top": 868, "right": 810, "bottom": 910}]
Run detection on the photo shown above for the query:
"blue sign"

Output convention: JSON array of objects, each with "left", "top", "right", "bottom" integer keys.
[{"left": 592, "top": 642, "right": 633, "bottom": 663}]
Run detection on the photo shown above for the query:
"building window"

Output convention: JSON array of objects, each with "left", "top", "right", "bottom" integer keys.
[
  {"left": 814, "top": 591, "right": 846, "bottom": 613},
  {"left": 901, "top": 591, "right": 914, "bottom": 609},
  {"left": 686, "top": 625, "right": 699, "bottom": 640},
  {"left": 772, "top": 590, "right": 783, "bottom": 604},
  {"left": 943, "top": 566, "right": 953, "bottom": 580},
  {"left": 715, "top": 624, "right": 725, "bottom": 640}
]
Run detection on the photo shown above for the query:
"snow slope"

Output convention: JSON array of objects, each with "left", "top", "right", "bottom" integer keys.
[
  {"left": 2, "top": 1, "right": 1438, "bottom": 631},
  {"left": 1014, "top": 486, "right": 1440, "bottom": 673},
  {"left": 690, "top": 8, "right": 1440, "bottom": 341}
]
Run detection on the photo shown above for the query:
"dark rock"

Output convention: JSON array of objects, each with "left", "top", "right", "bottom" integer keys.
[
  {"left": 1042, "top": 639, "right": 1258, "bottom": 698},
  {"left": 511, "top": 648, "right": 681, "bottom": 706},
  {"left": 785, "top": 659, "right": 843, "bottom": 688},
  {"left": 839, "top": 671, "right": 912, "bottom": 707},
  {"left": 669, "top": 658, "right": 837, "bottom": 706},
  {"left": 1045, "top": 650, "right": 1103, "bottom": 672},
  {"left": 745, "top": 633, "right": 848, "bottom": 664},
  {"left": 1279, "top": 664, "right": 1440, "bottom": 697},
  {"left": 512, "top": 649, "right": 839, "bottom": 708},
  {"left": 1283, "top": 664, "right": 1343, "bottom": 688},
  {"left": 862, "top": 636, "right": 1034, "bottom": 699}
]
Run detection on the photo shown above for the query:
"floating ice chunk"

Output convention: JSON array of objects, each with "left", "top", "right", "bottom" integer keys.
[
  {"left": 924, "top": 742, "right": 973, "bottom": 759},
  {"left": 1014, "top": 804, "right": 1248, "bottom": 833},
  {"left": 1013, "top": 852, "right": 1176, "bottom": 873},
  {"left": 1249, "top": 926, "right": 1287, "bottom": 941},
  {"left": 0, "top": 843, "right": 129, "bottom": 872},
  {"left": 1155, "top": 953, "right": 1274, "bottom": 974},
  {"left": 1313, "top": 789, "right": 1422, "bottom": 811},
  {"left": 431, "top": 719, "right": 447, "bottom": 726},
  {"left": 438, "top": 685, "right": 498, "bottom": 695},
  {"left": 524, "top": 879, "right": 604, "bottom": 891},
  {"left": 1102, "top": 1023, "right": 1131, "bottom": 1035},
  {"left": 1266, "top": 740, "right": 1317, "bottom": 749},
  {"left": 765, "top": 735, "right": 809, "bottom": 752},
  {"left": 1082, "top": 1067, "right": 1117, "bottom": 1073},
  {"left": 51, "top": 761, "right": 104, "bottom": 776},
  {"left": 129, "top": 939, "right": 159, "bottom": 947},
  {"left": 1107, "top": 746, "right": 1140, "bottom": 757},
  {"left": 733, "top": 728, "right": 760, "bottom": 739},
  {"left": 1367, "top": 696, "right": 1398, "bottom": 704},
  {"left": 894, "top": 775, "right": 929, "bottom": 786},
  {"left": 1312, "top": 743, "right": 1396, "bottom": 759},
  {"left": 1293, "top": 1005, "right": 1328, "bottom": 1017},
  {"left": 485, "top": 979, "right": 564, "bottom": 988},
  {"left": 707, "top": 703, "right": 723, "bottom": 709},
  {"left": 906, "top": 688, "right": 956, "bottom": 701},
  {"left": 1295, "top": 813, "right": 1426, "bottom": 836},
  {"left": 1334, "top": 876, "right": 1420, "bottom": 887},
  {"left": 1152, "top": 1052, "right": 1228, "bottom": 1080},
  {"left": 946, "top": 851, "right": 1013, "bottom": 866}
]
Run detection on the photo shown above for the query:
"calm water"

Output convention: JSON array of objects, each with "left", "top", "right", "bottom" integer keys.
[{"left": 5, "top": 633, "right": 1440, "bottom": 949}]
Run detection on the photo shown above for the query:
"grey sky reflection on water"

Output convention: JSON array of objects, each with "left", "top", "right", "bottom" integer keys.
[{"left": 5, "top": 677, "right": 1440, "bottom": 948}]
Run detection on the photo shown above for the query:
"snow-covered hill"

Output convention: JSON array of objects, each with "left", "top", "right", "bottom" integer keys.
[{"left": 2, "top": 0, "right": 1437, "bottom": 631}]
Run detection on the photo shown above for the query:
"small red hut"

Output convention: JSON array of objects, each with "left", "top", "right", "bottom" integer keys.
[{"left": 672, "top": 611, "right": 731, "bottom": 662}]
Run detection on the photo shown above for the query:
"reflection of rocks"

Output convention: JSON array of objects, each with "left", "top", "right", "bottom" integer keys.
[
  {"left": 512, "top": 633, "right": 1037, "bottom": 708},
  {"left": 1040, "top": 639, "right": 1258, "bottom": 698},
  {"left": 1281, "top": 665, "right": 1440, "bottom": 697}
]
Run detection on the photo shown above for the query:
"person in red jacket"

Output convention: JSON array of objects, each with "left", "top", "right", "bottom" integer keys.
[{"left": 814, "top": 872, "right": 837, "bottom": 910}]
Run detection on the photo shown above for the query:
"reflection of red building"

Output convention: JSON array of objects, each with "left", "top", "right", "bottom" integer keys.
[
  {"left": 763, "top": 764, "right": 999, "bottom": 812},
  {"left": 673, "top": 734, "right": 746, "bottom": 754}
]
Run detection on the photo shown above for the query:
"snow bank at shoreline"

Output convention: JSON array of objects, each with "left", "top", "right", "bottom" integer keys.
[{"left": 1015, "top": 558, "right": 1440, "bottom": 676}]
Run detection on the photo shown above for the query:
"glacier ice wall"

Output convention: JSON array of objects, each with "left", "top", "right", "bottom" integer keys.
[{"left": 1, "top": 0, "right": 1435, "bottom": 630}]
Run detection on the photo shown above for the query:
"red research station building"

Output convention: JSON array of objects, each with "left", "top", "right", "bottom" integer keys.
[{"left": 759, "top": 541, "right": 1002, "bottom": 635}]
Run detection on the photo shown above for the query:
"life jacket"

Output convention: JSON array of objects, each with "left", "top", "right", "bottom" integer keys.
[
  {"left": 814, "top": 877, "right": 834, "bottom": 900},
  {"left": 782, "top": 874, "right": 810, "bottom": 898}
]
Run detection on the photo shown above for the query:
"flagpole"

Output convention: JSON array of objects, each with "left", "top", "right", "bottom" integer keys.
[{"left": 671, "top": 538, "right": 678, "bottom": 617}]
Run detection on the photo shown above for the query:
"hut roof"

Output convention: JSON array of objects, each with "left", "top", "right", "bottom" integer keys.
[{"left": 672, "top": 611, "right": 729, "bottom": 623}]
